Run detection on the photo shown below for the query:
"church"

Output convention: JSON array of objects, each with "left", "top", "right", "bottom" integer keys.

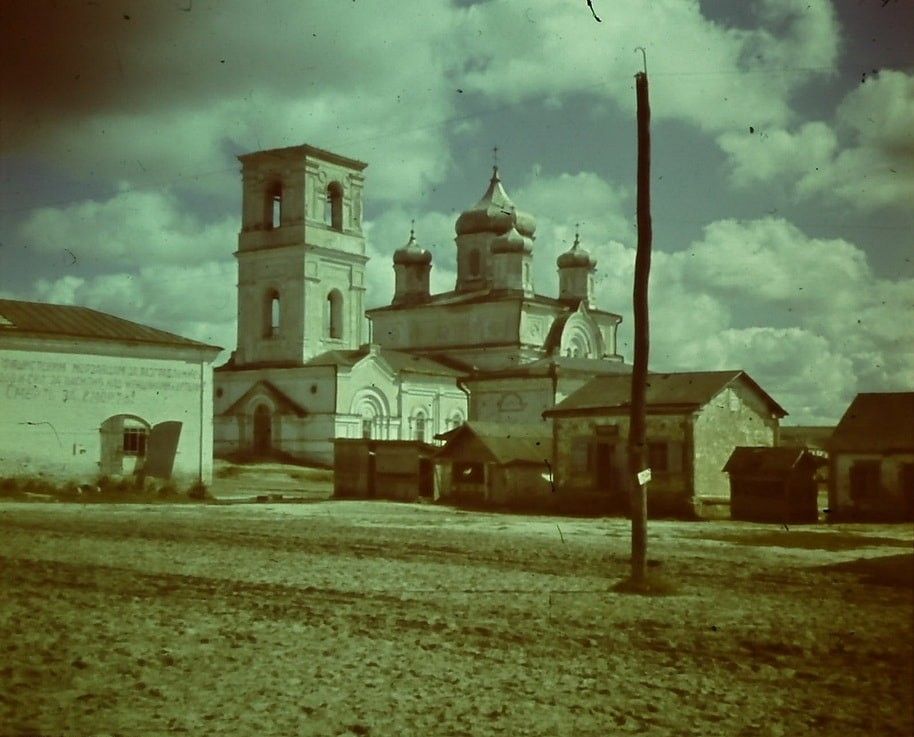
[{"left": 213, "top": 144, "right": 628, "bottom": 466}]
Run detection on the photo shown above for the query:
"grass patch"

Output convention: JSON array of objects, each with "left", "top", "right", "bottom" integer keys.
[
  {"left": 612, "top": 573, "right": 679, "bottom": 596},
  {"left": 819, "top": 553, "right": 914, "bottom": 589},
  {"left": 707, "top": 530, "right": 911, "bottom": 551}
]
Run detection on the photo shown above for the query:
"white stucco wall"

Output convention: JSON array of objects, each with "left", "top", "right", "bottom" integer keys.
[{"left": 0, "top": 337, "right": 217, "bottom": 485}]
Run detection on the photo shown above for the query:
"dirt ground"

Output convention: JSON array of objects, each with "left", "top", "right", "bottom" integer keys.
[{"left": 0, "top": 498, "right": 911, "bottom": 737}]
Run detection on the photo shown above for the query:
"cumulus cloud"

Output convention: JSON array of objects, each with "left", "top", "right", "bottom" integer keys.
[
  {"left": 1, "top": 0, "right": 463, "bottom": 202},
  {"left": 720, "top": 70, "right": 914, "bottom": 210},
  {"left": 454, "top": 0, "right": 838, "bottom": 133},
  {"left": 30, "top": 261, "right": 236, "bottom": 352},
  {"left": 18, "top": 186, "right": 236, "bottom": 268}
]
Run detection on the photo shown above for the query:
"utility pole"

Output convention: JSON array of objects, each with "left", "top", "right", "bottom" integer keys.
[{"left": 628, "top": 50, "right": 652, "bottom": 585}]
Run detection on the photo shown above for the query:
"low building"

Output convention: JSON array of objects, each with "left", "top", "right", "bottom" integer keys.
[
  {"left": 723, "top": 447, "right": 824, "bottom": 524},
  {"left": 0, "top": 299, "right": 221, "bottom": 486},
  {"left": 828, "top": 393, "right": 914, "bottom": 521},
  {"left": 434, "top": 421, "right": 552, "bottom": 508},
  {"left": 544, "top": 370, "right": 787, "bottom": 518},
  {"left": 333, "top": 438, "right": 435, "bottom": 501}
]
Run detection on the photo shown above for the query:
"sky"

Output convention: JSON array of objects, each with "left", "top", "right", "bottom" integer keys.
[{"left": 1, "top": 0, "right": 912, "bottom": 425}]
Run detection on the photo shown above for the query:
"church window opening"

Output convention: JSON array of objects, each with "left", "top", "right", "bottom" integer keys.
[
  {"left": 362, "top": 419, "right": 373, "bottom": 439},
  {"left": 263, "top": 289, "right": 280, "bottom": 338},
  {"left": 325, "top": 181, "right": 343, "bottom": 231},
  {"left": 413, "top": 412, "right": 427, "bottom": 442},
  {"left": 267, "top": 183, "right": 282, "bottom": 229},
  {"left": 468, "top": 249, "right": 481, "bottom": 277},
  {"left": 326, "top": 289, "right": 344, "bottom": 339},
  {"left": 523, "top": 262, "right": 530, "bottom": 285}
]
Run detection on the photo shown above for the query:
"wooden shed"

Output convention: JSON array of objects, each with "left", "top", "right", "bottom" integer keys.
[
  {"left": 723, "top": 446, "right": 825, "bottom": 524},
  {"left": 434, "top": 422, "right": 552, "bottom": 508},
  {"left": 333, "top": 439, "right": 436, "bottom": 501}
]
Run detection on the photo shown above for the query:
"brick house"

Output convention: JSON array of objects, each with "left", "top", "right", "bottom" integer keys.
[
  {"left": 828, "top": 392, "right": 914, "bottom": 521},
  {"left": 543, "top": 370, "right": 787, "bottom": 518}
]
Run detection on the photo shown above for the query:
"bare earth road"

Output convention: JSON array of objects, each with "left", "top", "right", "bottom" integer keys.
[{"left": 0, "top": 501, "right": 911, "bottom": 737}]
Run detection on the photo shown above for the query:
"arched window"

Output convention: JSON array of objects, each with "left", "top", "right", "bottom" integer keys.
[
  {"left": 413, "top": 412, "right": 427, "bottom": 442},
  {"left": 523, "top": 262, "right": 531, "bottom": 285},
  {"left": 263, "top": 289, "right": 280, "bottom": 338},
  {"left": 266, "top": 182, "right": 282, "bottom": 229},
  {"left": 325, "top": 181, "right": 343, "bottom": 231},
  {"left": 468, "top": 249, "right": 481, "bottom": 277},
  {"left": 326, "top": 289, "right": 343, "bottom": 339}
]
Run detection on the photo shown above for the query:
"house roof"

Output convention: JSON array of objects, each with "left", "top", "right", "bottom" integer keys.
[
  {"left": 779, "top": 425, "right": 834, "bottom": 450},
  {"left": 723, "top": 446, "right": 825, "bottom": 476},
  {"left": 544, "top": 370, "right": 787, "bottom": 417},
  {"left": 303, "top": 346, "right": 464, "bottom": 377},
  {"left": 435, "top": 421, "right": 552, "bottom": 466},
  {"left": 0, "top": 299, "right": 220, "bottom": 351},
  {"left": 829, "top": 393, "right": 914, "bottom": 453}
]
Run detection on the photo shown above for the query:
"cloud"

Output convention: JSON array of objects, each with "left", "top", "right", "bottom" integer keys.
[
  {"left": 719, "top": 70, "right": 914, "bottom": 210},
  {"left": 18, "top": 186, "right": 236, "bottom": 268},
  {"left": 1, "top": 1, "right": 463, "bottom": 203},
  {"left": 30, "top": 261, "right": 236, "bottom": 352},
  {"left": 454, "top": 0, "right": 839, "bottom": 132}
]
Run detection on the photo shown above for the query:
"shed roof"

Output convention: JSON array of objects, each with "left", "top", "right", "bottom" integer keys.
[
  {"left": 723, "top": 446, "right": 825, "bottom": 476},
  {"left": 0, "top": 299, "right": 220, "bottom": 351},
  {"left": 829, "top": 393, "right": 914, "bottom": 453},
  {"left": 544, "top": 370, "right": 787, "bottom": 417},
  {"left": 435, "top": 421, "right": 551, "bottom": 466}
]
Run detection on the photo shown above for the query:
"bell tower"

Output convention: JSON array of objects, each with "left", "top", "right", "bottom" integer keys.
[{"left": 233, "top": 144, "right": 368, "bottom": 366}]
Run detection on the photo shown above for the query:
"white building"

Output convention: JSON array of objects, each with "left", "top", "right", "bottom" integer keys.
[
  {"left": 0, "top": 299, "right": 221, "bottom": 485},
  {"left": 214, "top": 144, "right": 627, "bottom": 465}
]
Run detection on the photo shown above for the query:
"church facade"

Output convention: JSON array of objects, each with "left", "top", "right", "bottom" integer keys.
[{"left": 214, "top": 144, "right": 626, "bottom": 466}]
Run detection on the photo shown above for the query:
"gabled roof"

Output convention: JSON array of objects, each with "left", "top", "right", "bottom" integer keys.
[
  {"left": 829, "top": 393, "right": 914, "bottom": 453},
  {"left": 544, "top": 370, "right": 787, "bottom": 417},
  {"left": 723, "top": 446, "right": 825, "bottom": 476},
  {"left": 0, "top": 299, "right": 220, "bottom": 351},
  {"left": 219, "top": 380, "right": 309, "bottom": 417},
  {"left": 303, "top": 346, "right": 464, "bottom": 377},
  {"left": 435, "top": 421, "right": 552, "bottom": 466}
]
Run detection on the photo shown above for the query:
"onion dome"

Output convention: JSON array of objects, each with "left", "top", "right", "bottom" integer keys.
[
  {"left": 455, "top": 167, "right": 537, "bottom": 238},
  {"left": 491, "top": 226, "right": 533, "bottom": 255},
  {"left": 393, "top": 223, "right": 432, "bottom": 266},
  {"left": 556, "top": 229, "right": 596, "bottom": 268}
]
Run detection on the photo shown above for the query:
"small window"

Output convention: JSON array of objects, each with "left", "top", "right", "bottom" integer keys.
[
  {"left": 571, "top": 436, "right": 592, "bottom": 474},
  {"left": 453, "top": 462, "right": 484, "bottom": 484},
  {"left": 414, "top": 416, "right": 426, "bottom": 442},
  {"left": 326, "top": 290, "right": 343, "bottom": 339},
  {"left": 648, "top": 442, "right": 669, "bottom": 473},
  {"left": 326, "top": 182, "right": 343, "bottom": 231},
  {"left": 123, "top": 427, "right": 148, "bottom": 456},
  {"left": 468, "top": 249, "right": 481, "bottom": 277},
  {"left": 361, "top": 419, "right": 373, "bottom": 439}
]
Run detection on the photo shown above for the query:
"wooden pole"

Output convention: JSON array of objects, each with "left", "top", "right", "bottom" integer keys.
[{"left": 628, "top": 65, "right": 652, "bottom": 584}]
